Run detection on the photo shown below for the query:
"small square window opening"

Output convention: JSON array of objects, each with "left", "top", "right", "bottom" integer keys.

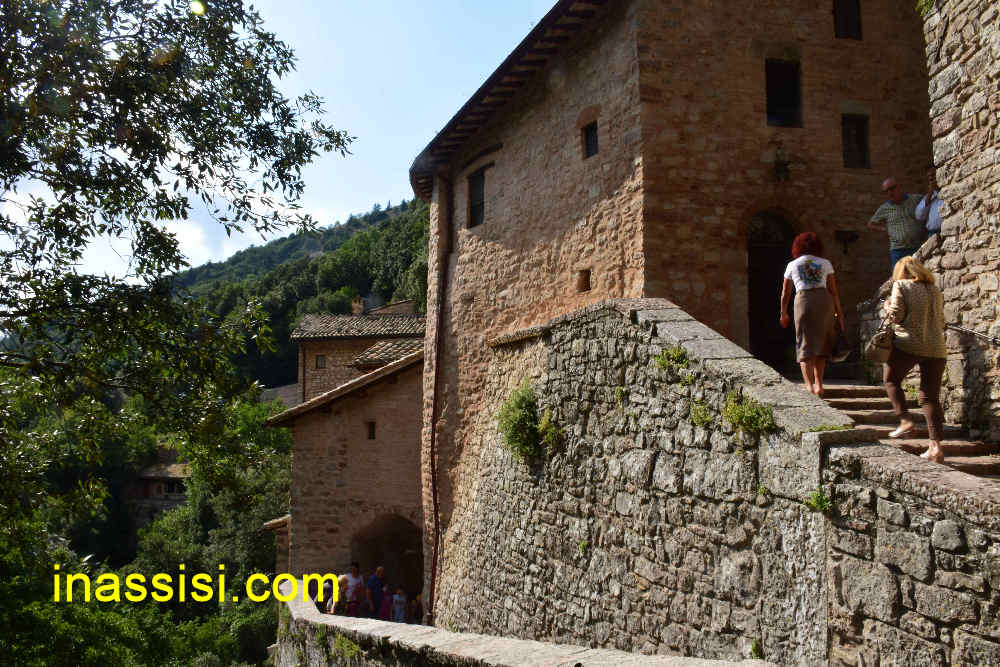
[
  {"left": 576, "top": 269, "right": 592, "bottom": 293},
  {"left": 765, "top": 60, "right": 803, "bottom": 128},
  {"left": 367, "top": 421, "right": 376, "bottom": 440},
  {"left": 315, "top": 355, "right": 326, "bottom": 369},
  {"left": 468, "top": 170, "right": 485, "bottom": 228},
  {"left": 842, "top": 114, "right": 871, "bottom": 169},
  {"left": 582, "top": 122, "right": 599, "bottom": 159}
]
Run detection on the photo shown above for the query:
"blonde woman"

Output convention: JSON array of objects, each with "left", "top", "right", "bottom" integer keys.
[{"left": 883, "top": 256, "right": 947, "bottom": 462}]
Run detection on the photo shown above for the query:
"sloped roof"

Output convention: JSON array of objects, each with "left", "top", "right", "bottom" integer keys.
[
  {"left": 260, "top": 383, "right": 301, "bottom": 407},
  {"left": 266, "top": 350, "right": 424, "bottom": 426},
  {"left": 409, "top": 0, "right": 608, "bottom": 200},
  {"left": 351, "top": 338, "right": 425, "bottom": 369},
  {"left": 138, "top": 463, "right": 191, "bottom": 480},
  {"left": 291, "top": 314, "right": 425, "bottom": 340}
]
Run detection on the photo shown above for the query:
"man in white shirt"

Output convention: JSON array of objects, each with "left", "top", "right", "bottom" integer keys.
[{"left": 915, "top": 165, "right": 942, "bottom": 236}]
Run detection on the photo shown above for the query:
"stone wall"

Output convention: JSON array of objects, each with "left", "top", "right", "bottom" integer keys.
[
  {"left": 637, "top": 0, "right": 931, "bottom": 350},
  {"left": 906, "top": 0, "right": 999, "bottom": 438},
  {"left": 273, "top": 586, "right": 774, "bottom": 666},
  {"left": 425, "top": 299, "right": 1000, "bottom": 664},
  {"left": 287, "top": 363, "right": 423, "bottom": 580},
  {"left": 433, "top": 299, "right": 850, "bottom": 664},
  {"left": 299, "top": 339, "right": 380, "bottom": 402},
  {"left": 824, "top": 443, "right": 1000, "bottom": 665}
]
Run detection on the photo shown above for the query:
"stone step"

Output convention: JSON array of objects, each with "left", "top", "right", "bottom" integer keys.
[
  {"left": 820, "top": 385, "right": 885, "bottom": 398},
  {"left": 887, "top": 439, "right": 1000, "bottom": 457},
  {"left": 827, "top": 397, "right": 918, "bottom": 411},
  {"left": 850, "top": 424, "right": 966, "bottom": 439},
  {"left": 845, "top": 409, "right": 930, "bottom": 425},
  {"left": 936, "top": 455, "right": 1000, "bottom": 480}
]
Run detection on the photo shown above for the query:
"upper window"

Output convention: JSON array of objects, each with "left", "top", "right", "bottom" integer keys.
[
  {"left": 842, "top": 114, "right": 870, "bottom": 168},
  {"left": 315, "top": 354, "right": 326, "bottom": 369},
  {"left": 468, "top": 169, "right": 485, "bottom": 228},
  {"left": 366, "top": 421, "right": 376, "bottom": 440},
  {"left": 765, "top": 60, "right": 803, "bottom": 128},
  {"left": 582, "top": 121, "right": 599, "bottom": 159},
  {"left": 834, "top": 0, "right": 862, "bottom": 40}
]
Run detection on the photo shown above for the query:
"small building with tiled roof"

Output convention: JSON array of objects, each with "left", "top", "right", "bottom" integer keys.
[
  {"left": 291, "top": 301, "right": 425, "bottom": 402},
  {"left": 265, "top": 351, "right": 425, "bottom": 596}
]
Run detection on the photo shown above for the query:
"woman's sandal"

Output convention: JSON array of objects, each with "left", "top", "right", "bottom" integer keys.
[
  {"left": 888, "top": 422, "right": 916, "bottom": 439},
  {"left": 920, "top": 449, "right": 945, "bottom": 463}
]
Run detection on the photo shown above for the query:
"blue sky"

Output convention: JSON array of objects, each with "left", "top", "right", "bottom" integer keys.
[{"left": 79, "top": 0, "right": 555, "bottom": 274}]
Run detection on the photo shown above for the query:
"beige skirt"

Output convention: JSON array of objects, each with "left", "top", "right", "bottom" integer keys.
[{"left": 794, "top": 288, "right": 835, "bottom": 361}]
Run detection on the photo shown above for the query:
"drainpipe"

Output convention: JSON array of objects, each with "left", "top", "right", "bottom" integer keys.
[{"left": 426, "top": 174, "right": 452, "bottom": 625}]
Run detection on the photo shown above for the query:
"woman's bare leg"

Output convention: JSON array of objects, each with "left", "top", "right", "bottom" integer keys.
[
  {"left": 799, "top": 360, "right": 815, "bottom": 393},
  {"left": 814, "top": 357, "right": 827, "bottom": 397}
]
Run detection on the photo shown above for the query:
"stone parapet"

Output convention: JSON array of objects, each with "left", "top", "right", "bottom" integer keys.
[{"left": 273, "top": 583, "right": 775, "bottom": 667}]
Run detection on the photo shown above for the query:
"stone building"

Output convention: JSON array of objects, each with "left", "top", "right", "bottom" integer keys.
[
  {"left": 409, "top": 0, "right": 933, "bottom": 625},
  {"left": 292, "top": 301, "right": 423, "bottom": 403},
  {"left": 266, "top": 302, "right": 426, "bottom": 592}
]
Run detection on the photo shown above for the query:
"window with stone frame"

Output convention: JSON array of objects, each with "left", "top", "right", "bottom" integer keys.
[
  {"left": 834, "top": 0, "right": 863, "bottom": 40},
  {"left": 468, "top": 168, "right": 485, "bottom": 228},
  {"left": 842, "top": 114, "right": 870, "bottom": 168},
  {"left": 765, "top": 59, "right": 803, "bottom": 128},
  {"left": 315, "top": 354, "right": 326, "bottom": 369}
]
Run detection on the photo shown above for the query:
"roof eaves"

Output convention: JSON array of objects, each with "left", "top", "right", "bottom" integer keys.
[
  {"left": 409, "top": 0, "right": 607, "bottom": 201},
  {"left": 266, "top": 350, "right": 424, "bottom": 426}
]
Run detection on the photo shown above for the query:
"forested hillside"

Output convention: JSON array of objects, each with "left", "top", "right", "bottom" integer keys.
[{"left": 182, "top": 198, "right": 430, "bottom": 387}]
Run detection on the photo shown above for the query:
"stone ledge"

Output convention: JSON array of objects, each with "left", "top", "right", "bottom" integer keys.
[
  {"left": 827, "top": 444, "right": 1000, "bottom": 532},
  {"left": 278, "top": 586, "right": 775, "bottom": 667}
]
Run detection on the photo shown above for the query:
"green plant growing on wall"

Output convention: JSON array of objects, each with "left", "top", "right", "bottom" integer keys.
[
  {"left": 751, "top": 638, "right": 764, "bottom": 659},
  {"left": 315, "top": 627, "right": 331, "bottom": 662},
  {"left": 756, "top": 484, "right": 770, "bottom": 497},
  {"left": 333, "top": 634, "right": 361, "bottom": 659},
  {"left": 578, "top": 539, "right": 589, "bottom": 556},
  {"left": 538, "top": 408, "right": 565, "bottom": 453},
  {"left": 916, "top": 0, "right": 935, "bottom": 16},
  {"left": 803, "top": 488, "right": 833, "bottom": 514},
  {"left": 806, "top": 424, "right": 852, "bottom": 432},
  {"left": 498, "top": 380, "right": 543, "bottom": 461},
  {"left": 903, "top": 383, "right": 919, "bottom": 401},
  {"left": 654, "top": 345, "right": 689, "bottom": 372},
  {"left": 723, "top": 392, "right": 777, "bottom": 435},
  {"left": 690, "top": 400, "right": 712, "bottom": 427},
  {"left": 680, "top": 372, "right": 695, "bottom": 386},
  {"left": 615, "top": 386, "right": 625, "bottom": 410}
]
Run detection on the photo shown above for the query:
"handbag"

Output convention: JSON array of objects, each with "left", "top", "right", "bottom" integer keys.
[
  {"left": 864, "top": 318, "right": 894, "bottom": 363},
  {"left": 831, "top": 331, "right": 852, "bottom": 363}
]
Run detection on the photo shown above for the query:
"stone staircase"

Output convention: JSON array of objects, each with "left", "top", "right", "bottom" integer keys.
[{"left": 820, "top": 384, "right": 1000, "bottom": 481}]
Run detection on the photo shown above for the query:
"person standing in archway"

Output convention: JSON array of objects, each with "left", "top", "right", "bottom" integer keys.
[
  {"left": 779, "top": 232, "right": 845, "bottom": 397},
  {"left": 367, "top": 566, "right": 386, "bottom": 619}
]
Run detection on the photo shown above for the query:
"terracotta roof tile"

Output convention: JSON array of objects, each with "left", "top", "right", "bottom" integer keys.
[
  {"left": 351, "top": 338, "right": 425, "bottom": 369},
  {"left": 291, "top": 314, "right": 425, "bottom": 340}
]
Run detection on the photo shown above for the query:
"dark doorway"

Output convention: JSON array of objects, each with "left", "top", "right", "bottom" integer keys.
[
  {"left": 748, "top": 211, "right": 797, "bottom": 374},
  {"left": 351, "top": 514, "right": 423, "bottom": 597}
]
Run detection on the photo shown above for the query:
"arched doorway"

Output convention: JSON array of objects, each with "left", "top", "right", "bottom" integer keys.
[
  {"left": 747, "top": 210, "right": 797, "bottom": 374},
  {"left": 350, "top": 514, "right": 423, "bottom": 597}
]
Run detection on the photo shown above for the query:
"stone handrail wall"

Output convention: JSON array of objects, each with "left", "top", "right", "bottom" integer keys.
[
  {"left": 419, "top": 299, "right": 1000, "bottom": 665},
  {"left": 859, "top": 0, "right": 1000, "bottom": 438},
  {"left": 272, "top": 582, "right": 773, "bottom": 666},
  {"left": 433, "top": 300, "right": 848, "bottom": 664}
]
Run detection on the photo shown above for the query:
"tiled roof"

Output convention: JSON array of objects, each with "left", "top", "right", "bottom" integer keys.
[
  {"left": 291, "top": 314, "right": 425, "bottom": 340},
  {"left": 351, "top": 338, "right": 425, "bottom": 369},
  {"left": 138, "top": 463, "right": 191, "bottom": 479}
]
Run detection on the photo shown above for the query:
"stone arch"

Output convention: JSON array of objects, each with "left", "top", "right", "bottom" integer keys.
[
  {"left": 747, "top": 209, "right": 798, "bottom": 373},
  {"left": 350, "top": 514, "right": 424, "bottom": 597}
]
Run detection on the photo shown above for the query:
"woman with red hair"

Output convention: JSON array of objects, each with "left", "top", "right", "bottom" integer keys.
[{"left": 779, "top": 232, "right": 845, "bottom": 396}]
